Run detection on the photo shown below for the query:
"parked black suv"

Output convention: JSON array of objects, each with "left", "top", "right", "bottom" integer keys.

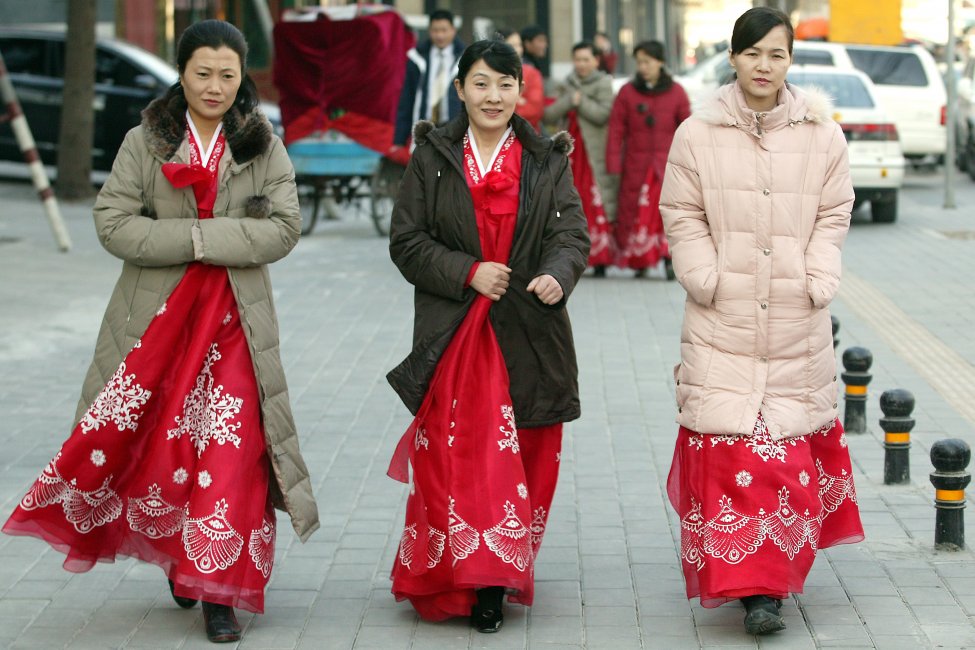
[{"left": 0, "top": 29, "right": 178, "bottom": 171}]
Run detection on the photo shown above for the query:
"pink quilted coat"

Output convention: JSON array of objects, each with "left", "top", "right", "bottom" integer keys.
[{"left": 660, "top": 82, "right": 854, "bottom": 439}]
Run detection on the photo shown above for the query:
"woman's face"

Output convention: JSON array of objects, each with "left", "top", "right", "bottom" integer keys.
[
  {"left": 505, "top": 33, "right": 524, "bottom": 58},
  {"left": 180, "top": 46, "right": 242, "bottom": 128},
  {"left": 454, "top": 59, "right": 521, "bottom": 135},
  {"left": 729, "top": 25, "right": 792, "bottom": 111},
  {"left": 635, "top": 51, "right": 663, "bottom": 83}
]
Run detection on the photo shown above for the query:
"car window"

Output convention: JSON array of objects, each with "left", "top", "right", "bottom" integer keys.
[
  {"left": 788, "top": 73, "right": 875, "bottom": 108},
  {"left": 95, "top": 48, "right": 142, "bottom": 87},
  {"left": 846, "top": 49, "right": 927, "bottom": 87},
  {"left": 0, "top": 38, "right": 51, "bottom": 76},
  {"left": 794, "top": 50, "right": 835, "bottom": 66}
]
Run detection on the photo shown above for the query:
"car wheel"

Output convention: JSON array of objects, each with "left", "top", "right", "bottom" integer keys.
[
  {"left": 871, "top": 191, "right": 897, "bottom": 224},
  {"left": 967, "top": 139, "right": 975, "bottom": 182},
  {"left": 957, "top": 134, "right": 969, "bottom": 172}
]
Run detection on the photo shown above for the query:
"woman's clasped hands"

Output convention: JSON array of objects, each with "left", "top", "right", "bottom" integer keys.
[{"left": 470, "top": 263, "right": 562, "bottom": 305}]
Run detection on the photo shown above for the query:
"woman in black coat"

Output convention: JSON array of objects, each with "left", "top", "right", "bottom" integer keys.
[{"left": 386, "top": 39, "right": 589, "bottom": 634}]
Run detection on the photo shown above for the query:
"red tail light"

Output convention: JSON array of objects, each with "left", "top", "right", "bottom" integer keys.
[
  {"left": 841, "top": 123, "right": 899, "bottom": 141},
  {"left": 941, "top": 105, "right": 947, "bottom": 126}
]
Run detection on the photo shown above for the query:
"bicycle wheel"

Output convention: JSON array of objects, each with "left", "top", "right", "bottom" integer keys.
[{"left": 369, "top": 158, "right": 404, "bottom": 237}]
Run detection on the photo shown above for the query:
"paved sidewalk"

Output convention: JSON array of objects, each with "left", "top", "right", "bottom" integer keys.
[{"left": 0, "top": 168, "right": 974, "bottom": 649}]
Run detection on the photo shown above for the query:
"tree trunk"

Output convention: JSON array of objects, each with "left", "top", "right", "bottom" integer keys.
[{"left": 57, "top": 0, "right": 97, "bottom": 200}]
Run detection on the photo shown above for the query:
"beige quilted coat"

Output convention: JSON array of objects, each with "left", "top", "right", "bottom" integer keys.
[
  {"left": 660, "top": 82, "right": 854, "bottom": 439},
  {"left": 77, "top": 95, "right": 319, "bottom": 541}
]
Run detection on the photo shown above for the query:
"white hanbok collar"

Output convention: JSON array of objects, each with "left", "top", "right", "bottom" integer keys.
[
  {"left": 467, "top": 126, "right": 513, "bottom": 178},
  {"left": 185, "top": 110, "right": 224, "bottom": 167}
]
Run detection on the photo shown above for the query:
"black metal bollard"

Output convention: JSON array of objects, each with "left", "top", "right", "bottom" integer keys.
[
  {"left": 841, "top": 347, "right": 872, "bottom": 434},
  {"left": 831, "top": 315, "right": 840, "bottom": 350},
  {"left": 930, "top": 439, "right": 971, "bottom": 550},
  {"left": 879, "top": 389, "right": 914, "bottom": 484}
]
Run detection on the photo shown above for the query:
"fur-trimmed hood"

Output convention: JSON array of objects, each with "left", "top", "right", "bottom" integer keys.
[
  {"left": 694, "top": 82, "right": 833, "bottom": 136},
  {"left": 412, "top": 113, "right": 574, "bottom": 160},
  {"left": 141, "top": 93, "right": 272, "bottom": 164}
]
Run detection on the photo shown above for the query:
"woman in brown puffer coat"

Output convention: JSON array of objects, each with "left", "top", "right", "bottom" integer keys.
[{"left": 3, "top": 20, "right": 316, "bottom": 645}]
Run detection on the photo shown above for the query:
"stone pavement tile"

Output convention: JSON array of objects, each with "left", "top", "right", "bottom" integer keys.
[
  {"left": 527, "top": 614, "right": 584, "bottom": 645},
  {"left": 862, "top": 613, "right": 924, "bottom": 637},
  {"left": 870, "top": 636, "right": 933, "bottom": 650},
  {"left": 886, "top": 567, "right": 946, "bottom": 588},
  {"left": 808, "top": 623, "right": 875, "bottom": 647},
  {"left": 908, "top": 603, "right": 971, "bottom": 625},
  {"left": 581, "top": 588, "right": 636, "bottom": 607},
  {"left": 638, "top": 614, "right": 696, "bottom": 637},
  {"left": 9, "top": 624, "right": 80, "bottom": 649},
  {"left": 899, "top": 584, "right": 960, "bottom": 606},
  {"left": 755, "top": 634, "right": 816, "bottom": 649},
  {"left": 237, "top": 626, "right": 303, "bottom": 649},
  {"left": 843, "top": 577, "right": 900, "bottom": 597},
  {"left": 307, "top": 597, "right": 368, "bottom": 619},
  {"left": 581, "top": 624, "right": 643, "bottom": 649},
  {"left": 853, "top": 596, "right": 910, "bottom": 616},
  {"left": 582, "top": 605, "right": 638, "bottom": 627},
  {"left": 918, "top": 623, "right": 975, "bottom": 647},
  {"left": 694, "top": 624, "right": 757, "bottom": 647},
  {"left": 799, "top": 603, "right": 861, "bottom": 625},
  {"left": 529, "top": 597, "right": 582, "bottom": 617}
]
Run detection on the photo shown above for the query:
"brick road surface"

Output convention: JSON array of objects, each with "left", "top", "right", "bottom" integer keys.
[{"left": 1, "top": 167, "right": 974, "bottom": 649}]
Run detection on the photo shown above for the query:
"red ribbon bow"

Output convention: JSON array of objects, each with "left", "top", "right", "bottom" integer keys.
[{"left": 161, "top": 163, "right": 213, "bottom": 190}]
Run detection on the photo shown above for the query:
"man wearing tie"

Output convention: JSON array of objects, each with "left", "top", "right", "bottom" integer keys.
[{"left": 394, "top": 9, "right": 466, "bottom": 147}]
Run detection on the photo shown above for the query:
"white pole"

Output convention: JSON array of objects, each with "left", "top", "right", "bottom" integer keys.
[
  {"left": 0, "top": 56, "right": 71, "bottom": 252},
  {"left": 946, "top": 0, "right": 957, "bottom": 209}
]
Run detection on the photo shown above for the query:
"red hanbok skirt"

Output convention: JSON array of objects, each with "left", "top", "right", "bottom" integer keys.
[
  {"left": 667, "top": 414, "right": 864, "bottom": 607},
  {"left": 3, "top": 264, "right": 276, "bottom": 613},
  {"left": 616, "top": 165, "right": 668, "bottom": 270},
  {"left": 567, "top": 112, "right": 614, "bottom": 267}
]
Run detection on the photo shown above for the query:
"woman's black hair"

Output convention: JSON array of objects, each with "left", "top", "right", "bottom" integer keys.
[
  {"left": 456, "top": 39, "right": 523, "bottom": 84},
  {"left": 494, "top": 28, "right": 515, "bottom": 41},
  {"left": 730, "top": 7, "right": 794, "bottom": 55},
  {"left": 633, "top": 40, "right": 666, "bottom": 63},
  {"left": 163, "top": 19, "right": 259, "bottom": 115}
]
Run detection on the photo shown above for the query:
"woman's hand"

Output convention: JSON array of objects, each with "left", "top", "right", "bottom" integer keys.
[
  {"left": 471, "top": 262, "right": 512, "bottom": 301},
  {"left": 527, "top": 274, "right": 563, "bottom": 305}
]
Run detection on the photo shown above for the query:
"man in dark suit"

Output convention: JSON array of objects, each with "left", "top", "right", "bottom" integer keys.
[{"left": 393, "top": 9, "right": 465, "bottom": 147}]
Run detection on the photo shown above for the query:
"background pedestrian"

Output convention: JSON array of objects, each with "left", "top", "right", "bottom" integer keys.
[{"left": 607, "top": 40, "right": 690, "bottom": 278}]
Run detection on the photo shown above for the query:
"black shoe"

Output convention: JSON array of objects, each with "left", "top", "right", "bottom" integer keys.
[
  {"left": 663, "top": 257, "right": 676, "bottom": 281},
  {"left": 593, "top": 265, "right": 606, "bottom": 278},
  {"left": 471, "top": 586, "right": 505, "bottom": 633},
  {"left": 741, "top": 595, "right": 785, "bottom": 635},
  {"left": 168, "top": 579, "right": 198, "bottom": 609},
  {"left": 634, "top": 268, "right": 647, "bottom": 279},
  {"left": 202, "top": 601, "right": 241, "bottom": 643}
]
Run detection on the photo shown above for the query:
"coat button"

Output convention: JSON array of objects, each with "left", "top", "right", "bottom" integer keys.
[
  {"left": 761, "top": 302, "right": 768, "bottom": 309},
  {"left": 832, "top": 402, "right": 838, "bottom": 408},
  {"left": 676, "top": 379, "right": 680, "bottom": 385},
  {"left": 759, "top": 356, "right": 768, "bottom": 363},
  {"left": 678, "top": 407, "right": 682, "bottom": 413},
  {"left": 833, "top": 375, "right": 837, "bottom": 381},
  {"left": 763, "top": 188, "right": 770, "bottom": 196},
  {"left": 763, "top": 248, "right": 771, "bottom": 256}
]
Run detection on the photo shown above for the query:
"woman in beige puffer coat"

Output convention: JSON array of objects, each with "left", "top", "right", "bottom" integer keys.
[{"left": 659, "top": 7, "right": 864, "bottom": 636}]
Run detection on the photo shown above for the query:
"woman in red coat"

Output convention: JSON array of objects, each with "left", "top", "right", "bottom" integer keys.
[{"left": 607, "top": 40, "right": 690, "bottom": 277}]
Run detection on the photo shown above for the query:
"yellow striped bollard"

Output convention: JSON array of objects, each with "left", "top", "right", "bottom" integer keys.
[
  {"left": 841, "top": 347, "right": 872, "bottom": 434},
  {"left": 880, "top": 389, "right": 913, "bottom": 485},
  {"left": 930, "top": 439, "right": 971, "bottom": 550}
]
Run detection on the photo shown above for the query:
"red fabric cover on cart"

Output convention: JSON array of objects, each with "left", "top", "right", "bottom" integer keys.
[{"left": 273, "top": 9, "right": 415, "bottom": 151}]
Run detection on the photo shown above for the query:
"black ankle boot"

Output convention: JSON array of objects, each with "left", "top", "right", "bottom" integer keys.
[
  {"left": 593, "top": 265, "right": 606, "bottom": 278},
  {"left": 741, "top": 595, "right": 785, "bottom": 635},
  {"left": 471, "top": 586, "right": 505, "bottom": 633},
  {"left": 168, "top": 580, "right": 198, "bottom": 609},
  {"left": 202, "top": 601, "right": 241, "bottom": 643},
  {"left": 663, "top": 257, "right": 676, "bottom": 281}
]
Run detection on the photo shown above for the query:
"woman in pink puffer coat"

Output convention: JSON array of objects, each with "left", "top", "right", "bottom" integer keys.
[{"left": 660, "top": 7, "right": 864, "bottom": 636}]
